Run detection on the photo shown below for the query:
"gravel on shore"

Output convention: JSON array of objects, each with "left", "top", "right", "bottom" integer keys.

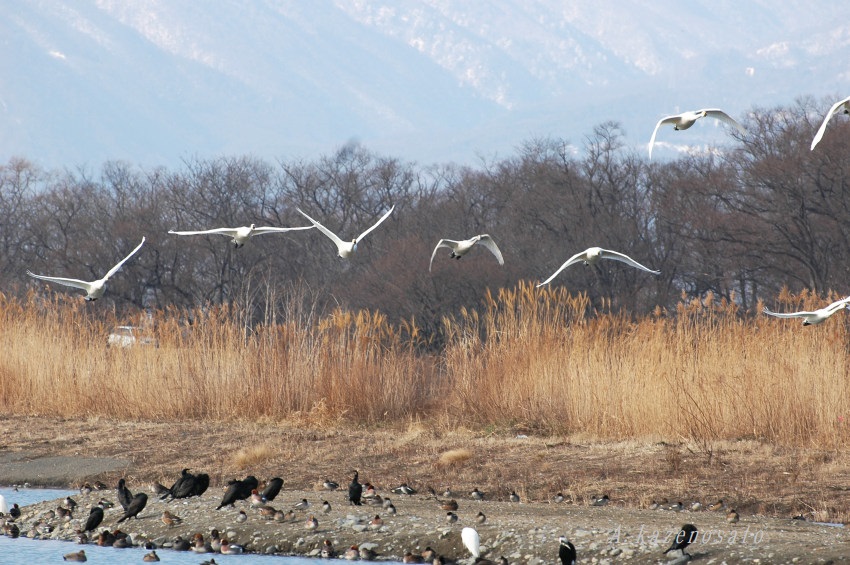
[{"left": 7, "top": 484, "right": 850, "bottom": 564}]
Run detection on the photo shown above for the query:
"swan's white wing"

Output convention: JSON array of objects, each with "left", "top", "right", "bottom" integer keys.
[
  {"left": 429, "top": 239, "right": 459, "bottom": 272},
  {"left": 168, "top": 228, "right": 240, "bottom": 237},
  {"left": 648, "top": 115, "right": 679, "bottom": 159},
  {"left": 811, "top": 96, "right": 850, "bottom": 150},
  {"left": 598, "top": 248, "right": 660, "bottom": 274},
  {"left": 477, "top": 234, "right": 504, "bottom": 265},
  {"left": 103, "top": 237, "right": 146, "bottom": 281},
  {"left": 250, "top": 226, "right": 314, "bottom": 235},
  {"left": 762, "top": 307, "right": 816, "bottom": 319},
  {"left": 297, "top": 208, "right": 347, "bottom": 250},
  {"left": 703, "top": 109, "right": 747, "bottom": 135},
  {"left": 26, "top": 271, "right": 94, "bottom": 292},
  {"left": 536, "top": 250, "right": 589, "bottom": 287},
  {"left": 355, "top": 205, "right": 395, "bottom": 242},
  {"left": 824, "top": 295, "right": 850, "bottom": 313}
]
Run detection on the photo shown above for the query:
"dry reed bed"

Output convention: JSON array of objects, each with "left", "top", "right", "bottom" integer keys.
[{"left": 1, "top": 285, "right": 847, "bottom": 446}]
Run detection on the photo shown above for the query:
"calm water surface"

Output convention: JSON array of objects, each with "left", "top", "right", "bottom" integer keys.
[{"left": 0, "top": 487, "right": 382, "bottom": 565}]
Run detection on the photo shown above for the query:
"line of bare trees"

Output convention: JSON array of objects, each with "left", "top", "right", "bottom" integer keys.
[{"left": 3, "top": 98, "right": 849, "bottom": 331}]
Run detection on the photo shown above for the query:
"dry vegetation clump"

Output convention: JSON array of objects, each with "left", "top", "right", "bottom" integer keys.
[
  {"left": 2, "top": 284, "right": 850, "bottom": 447},
  {"left": 437, "top": 448, "right": 473, "bottom": 468}
]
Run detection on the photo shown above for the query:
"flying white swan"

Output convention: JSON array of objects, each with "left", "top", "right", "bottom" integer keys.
[
  {"left": 26, "top": 237, "right": 146, "bottom": 301},
  {"left": 429, "top": 234, "right": 504, "bottom": 272},
  {"left": 648, "top": 108, "right": 747, "bottom": 159},
  {"left": 461, "top": 527, "right": 480, "bottom": 558},
  {"left": 297, "top": 205, "right": 395, "bottom": 258},
  {"left": 168, "top": 224, "right": 313, "bottom": 248},
  {"left": 810, "top": 95, "right": 850, "bottom": 150},
  {"left": 762, "top": 295, "right": 850, "bottom": 326},
  {"left": 537, "top": 246, "right": 660, "bottom": 287}
]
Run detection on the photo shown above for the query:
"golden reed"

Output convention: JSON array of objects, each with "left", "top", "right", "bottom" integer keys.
[{"left": 1, "top": 284, "right": 848, "bottom": 446}]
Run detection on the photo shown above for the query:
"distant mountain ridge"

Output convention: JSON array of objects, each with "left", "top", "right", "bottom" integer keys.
[{"left": 1, "top": 0, "right": 847, "bottom": 169}]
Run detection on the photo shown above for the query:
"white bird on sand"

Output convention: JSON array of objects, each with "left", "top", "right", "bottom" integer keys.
[
  {"left": 762, "top": 295, "right": 850, "bottom": 326},
  {"left": 648, "top": 108, "right": 747, "bottom": 159},
  {"left": 810, "top": 95, "right": 850, "bottom": 150},
  {"left": 461, "top": 527, "right": 480, "bottom": 558},
  {"left": 168, "top": 224, "right": 312, "bottom": 248},
  {"left": 429, "top": 234, "right": 504, "bottom": 272},
  {"left": 26, "top": 237, "right": 145, "bottom": 301},
  {"left": 297, "top": 206, "right": 395, "bottom": 258},
  {"left": 537, "top": 246, "right": 660, "bottom": 287}
]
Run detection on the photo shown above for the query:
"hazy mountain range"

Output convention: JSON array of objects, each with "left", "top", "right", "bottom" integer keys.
[{"left": 2, "top": 0, "right": 848, "bottom": 170}]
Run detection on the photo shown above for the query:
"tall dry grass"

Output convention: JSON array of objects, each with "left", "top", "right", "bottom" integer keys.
[{"left": 1, "top": 284, "right": 849, "bottom": 447}]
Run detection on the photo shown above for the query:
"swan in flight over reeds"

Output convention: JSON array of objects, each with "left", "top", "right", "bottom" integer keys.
[
  {"left": 297, "top": 206, "right": 395, "bottom": 258},
  {"left": 26, "top": 237, "right": 145, "bottom": 301},
  {"left": 810, "top": 95, "right": 850, "bottom": 150},
  {"left": 429, "top": 234, "right": 504, "bottom": 272},
  {"left": 537, "top": 246, "right": 660, "bottom": 287},
  {"left": 648, "top": 108, "right": 746, "bottom": 159},
  {"left": 168, "top": 224, "right": 313, "bottom": 248},
  {"left": 762, "top": 295, "right": 850, "bottom": 326}
]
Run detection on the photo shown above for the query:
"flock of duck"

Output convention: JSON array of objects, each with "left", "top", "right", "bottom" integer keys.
[{"left": 0, "top": 470, "right": 706, "bottom": 563}]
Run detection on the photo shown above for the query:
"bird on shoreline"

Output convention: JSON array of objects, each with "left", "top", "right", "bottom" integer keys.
[
  {"left": 392, "top": 483, "right": 417, "bottom": 495},
  {"left": 27, "top": 237, "right": 145, "bottom": 301},
  {"left": 349, "top": 470, "right": 363, "bottom": 506},
  {"left": 648, "top": 108, "right": 746, "bottom": 159},
  {"left": 403, "top": 552, "right": 425, "bottom": 563},
  {"left": 323, "top": 479, "right": 339, "bottom": 491},
  {"left": 727, "top": 509, "right": 740, "bottom": 523},
  {"left": 708, "top": 499, "right": 725, "bottom": 511},
  {"left": 216, "top": 475, "right": 258, "bottom": 509},
  {"left": 441, "top": 499, "right": 459, "bottom": 511},
  {"left": 116, "top": 493, "right": 148, "bottom": 522},
  {"left": 811, "top": 95, "right": 850, "bottom": 150},
  {"left": 462, "top": 527, "right": 480, "bottom": 558},
  {"left": 161, "top": 468, "right": 209, "bottom": 500},
  {"left": 537, "top": 247, "right": 660, "bottom": 287},
  {"left": 429, "top": 235, "right": 504, "bottom": 272},
  {"left": 117, "top": 479, "right": 133, "bottom": 511},
  {"left": 261, "top": 477, "right": 284, "bottom": 501},
  {"left": 558, "top": 536, "right": 577, "bottom": 565},
  {"left": 168, "top": 224, "right": 312, "bottom": 248},
  {"left": 321, "top": 539, "right": 337, "bottom": 558},
  {"left": 663, "top": 524, "right": 698, "bottom": 558},
  {"left": 161, "top": 510, "right": 182, "bottom": 527},
  {"left": 297, "top": 205, "right": 395, "bottom": 258},
  {"left": 762, "top": 296, "right": 850, "bottom": 326},
  {"left": 82, "top": 506, "right": 104, "bottom": 532}
]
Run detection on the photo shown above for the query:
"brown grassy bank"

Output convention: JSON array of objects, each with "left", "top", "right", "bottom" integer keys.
[{"left": 1, "top": 284, "right": 848, "bottom": 447}]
